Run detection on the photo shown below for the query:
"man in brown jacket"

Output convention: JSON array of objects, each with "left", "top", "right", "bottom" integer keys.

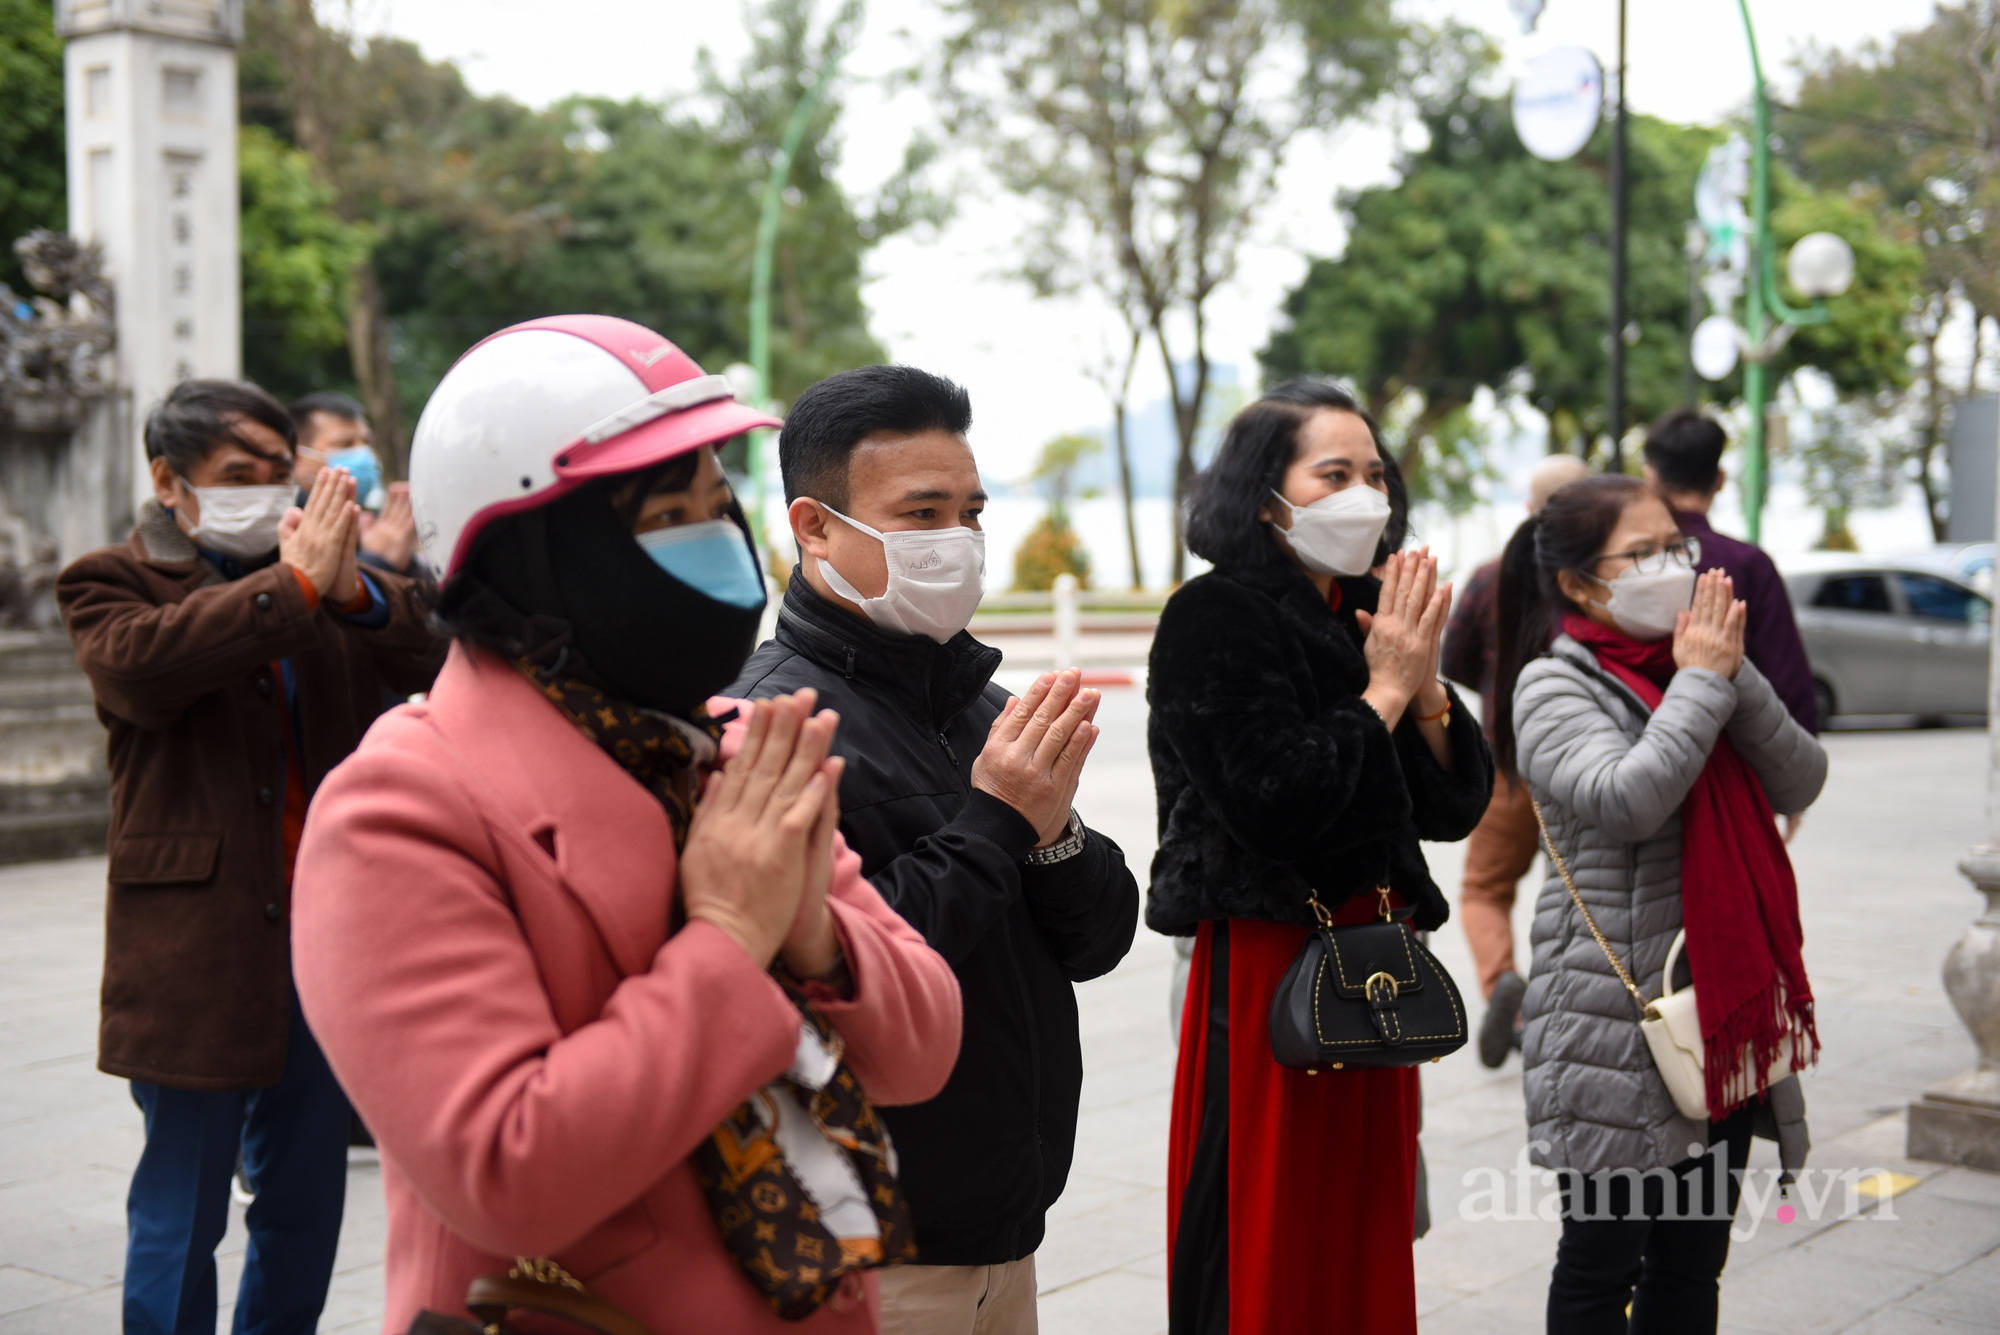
[{"left": 57, "top": 379, "right": 443, "bottom": 1335}]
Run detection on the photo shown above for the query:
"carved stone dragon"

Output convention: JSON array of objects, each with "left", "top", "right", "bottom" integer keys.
[{"left": 0, "top": 231, "right": 117, "bottom": 399}]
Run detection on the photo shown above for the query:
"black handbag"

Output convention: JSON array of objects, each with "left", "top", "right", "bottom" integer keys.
[{"left": 1268, "top": 888, "right": 1469, "bottom": 1070}]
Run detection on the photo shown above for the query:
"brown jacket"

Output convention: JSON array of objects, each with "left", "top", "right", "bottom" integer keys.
[{"left": 58, "top": 503, "right": 445, "bottom": 1089}]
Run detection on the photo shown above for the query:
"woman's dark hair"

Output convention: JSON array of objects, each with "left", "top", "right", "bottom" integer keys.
[
  {"left": 1184, "top": 378, "right": 1409, "bottom": 571},
  {"left": 143, "top": 378, "right": 296, "bottom": 477},
  {"left": 1491, "top": 474, "right": 1648, "bottom": 777}
]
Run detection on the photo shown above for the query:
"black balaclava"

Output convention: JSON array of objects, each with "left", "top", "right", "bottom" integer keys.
[{"left": 470, "top": 480, "right": 766, "bottom": 718}]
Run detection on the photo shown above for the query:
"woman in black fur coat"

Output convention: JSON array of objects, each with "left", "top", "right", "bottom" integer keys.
[{"left": 1150, "top": 380, "right": 1493, "bottom": 1335}]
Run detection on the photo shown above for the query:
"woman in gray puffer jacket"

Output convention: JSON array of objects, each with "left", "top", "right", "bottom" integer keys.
[{"left": 1491, "top": 475, "right": 1826, "bottom": 1335}]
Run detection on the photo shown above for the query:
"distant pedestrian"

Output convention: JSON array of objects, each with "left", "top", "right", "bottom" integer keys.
[
  {"left": 1644, "top": 408, "right": 1817, "bottom": 732},
  {"left": 290, "top": 392, "right": 425, "bottom": 579},
  {"left": 291, "top": 317, "right": 962, "bottom": 1333},
  {"left": 57, "top": 379, "right": 443, "bottom": 1335},
  {"left": 732, "top": 365, "right": 1140, "bottom": 1335},
  {"left": 1443, "top": 454, "right": 1590, "bottom": 1067},
  {"left": 1494, "top": 475, "right": 1825, "bottom": 1334},
  {"left": 1149, "top": 380, "right": 1493, "bottom": 1335}
]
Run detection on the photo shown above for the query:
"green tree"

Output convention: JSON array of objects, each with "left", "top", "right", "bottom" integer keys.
[
  {"left": 1012, "top": 433, "right": 1101, "bottom": 591},
  {"left": 1795, "top": 393, "right": 1909, "bottom": 551},
  {"left": 241, "top": 0, "right": 926, "bottom": 473},
  {"left": 239, "top": 125, "right": 373, "bottom": 402},
  {"left": 1265, "top": 81, "right": 1921, "bottom": 483},
  {"left": 1781, "top": 2, "right": 2000, "bottom": 537},
  {"left": 0, "top": 0, "right": 66, "bottom": 295},
  {"left": 941, "top": 0, "right": 1408, "bottom": 583},
  {"left": 1262, "top": 93, "right": 1715, "bottom": 464}
]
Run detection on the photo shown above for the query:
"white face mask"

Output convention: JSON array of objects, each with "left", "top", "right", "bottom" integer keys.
[
  {"left": 1269, "top": 485, "right": 1392, "bottom": 578},
  {"left": 1594, "top": 564, "right": 1697, "bottom": 641},
  {"left": 816, "top": 504, "right": 986, "bottom": 643},
  {"left": 179, "top": 484, "right": 295, "bottom": 560}
]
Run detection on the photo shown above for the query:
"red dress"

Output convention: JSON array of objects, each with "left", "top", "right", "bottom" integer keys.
[{"left": 1166, "top": 904, "right": 1422, "bottom": 1334}]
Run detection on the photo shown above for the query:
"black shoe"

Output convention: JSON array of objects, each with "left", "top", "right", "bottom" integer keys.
[{"left": 1480, "top": 970, "right": 1527, "bottom": 1068}]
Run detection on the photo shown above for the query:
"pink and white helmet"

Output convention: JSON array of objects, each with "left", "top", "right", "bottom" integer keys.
[{"left": 409, "top": 314, "right": 783, "bottom": 583}]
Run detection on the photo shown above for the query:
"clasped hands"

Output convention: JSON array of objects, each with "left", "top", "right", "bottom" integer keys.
[
  {"left": 679, "top": 689, "right": 848, "bottom": 981},
  {"left": 973, "top": 667, "right": 1101, "bottom": 848},
  {"left": 1359, "top": 549, "right": 1453, "bottom": 732},
  {"left": 1674, "top": 569, "right": 1746, "bottom": 678},
  {"left": 279, "top": 467, "right": 364, "bottom": 605}
]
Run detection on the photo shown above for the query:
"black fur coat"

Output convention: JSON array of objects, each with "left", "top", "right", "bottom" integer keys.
[{"left": 1145, "top": 557, "right": 1494, "bottom": 935}]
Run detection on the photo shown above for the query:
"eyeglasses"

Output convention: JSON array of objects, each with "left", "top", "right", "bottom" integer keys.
[{"left": 1594, "top": 536, "right": 1701, "bottom": 576}]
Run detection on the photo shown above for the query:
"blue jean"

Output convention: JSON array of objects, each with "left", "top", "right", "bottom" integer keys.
[{"left": 124, "top": 992, "right": 350, "bottom": 1335}]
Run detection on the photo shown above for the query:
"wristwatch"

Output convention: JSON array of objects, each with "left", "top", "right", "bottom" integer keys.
[{"left": 1024, "top": 809, "right": 1086, "bottom": 865}]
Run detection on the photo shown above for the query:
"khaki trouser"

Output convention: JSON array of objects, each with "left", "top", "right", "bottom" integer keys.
[
  {"left": 1460, "top": 772, "right": 1541, "bottom": 999},
  {"left": 878, "top": 1256, "right": 1038, "bottom": 1335}
]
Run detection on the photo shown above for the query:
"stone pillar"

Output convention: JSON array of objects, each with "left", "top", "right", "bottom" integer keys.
[
  {"left": 56, "top": 0, "right": 242, "bottom": 515},
  {"left": 1908, "top": 398, "right": 2000, "bottom": 1171}
]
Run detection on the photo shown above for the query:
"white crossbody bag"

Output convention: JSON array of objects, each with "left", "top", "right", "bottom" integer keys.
[{"left": 1532, "top": 798, "right": 1794, "bottom": 1121}]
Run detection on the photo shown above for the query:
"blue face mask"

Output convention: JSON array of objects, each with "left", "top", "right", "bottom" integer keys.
[
  {"left": 636, "top": 519, "right": 768, "bottom": 609},
  {"left": 326, "top": 445, "right": 385, "bottom": 510}
]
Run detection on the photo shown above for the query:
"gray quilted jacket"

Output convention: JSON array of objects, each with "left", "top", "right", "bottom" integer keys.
[{"left": 1514, "top": 635, "right": 1827, "bottom": 1174}]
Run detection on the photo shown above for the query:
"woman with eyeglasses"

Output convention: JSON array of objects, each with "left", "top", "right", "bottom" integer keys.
[{"left": 1493, "top": 475, "right": 1826, "bottom": 1334}]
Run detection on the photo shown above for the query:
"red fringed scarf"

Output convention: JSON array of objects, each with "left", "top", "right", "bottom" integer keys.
[{"left": 1561, "top": 614, "right": 1819, "bottom": 1115}]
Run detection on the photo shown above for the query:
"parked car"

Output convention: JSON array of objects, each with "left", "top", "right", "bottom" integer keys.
[
  {"left": 1920, "top": 542, "right": 1993, "bottom": 594},
  {"left": 1783, "top": 555, "right": 1991, "bottom": 723}
]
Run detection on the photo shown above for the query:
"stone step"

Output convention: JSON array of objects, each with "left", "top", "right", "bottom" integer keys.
[
  {"left": 0, "top": 703, "right": 108, "bottom": 785},
  {"left": 0, "top": 635, "right": 83, "bottom": 677},
  {"left": 0, "top": 673, "right": 97, "bottom": 707},
  {"left": 0, "top": 802, "right": 110, "bottom": 866},
  {"left": 0, "top": 631, "right": 107, "bottom": 792},
  {"left": 0, "top": 634, "right": 110, "bottom": 862},
  {"left": 0, "top": 775, "right": 111, "bottom": 816}
]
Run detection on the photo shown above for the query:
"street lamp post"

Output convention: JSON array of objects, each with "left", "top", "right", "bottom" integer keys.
[
  {"left": 1731, "top": 0, "right": 1847, "bottom": 541},
  {"left": 746, "top": 57, "right": 841, "bottom": 544},
  {"left": 1608, "top": 0, "right": 1629, "bottom": 471}
]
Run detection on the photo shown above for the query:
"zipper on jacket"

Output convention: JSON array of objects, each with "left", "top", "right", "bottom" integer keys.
[{"left": 937, "top": 731, "right": 960, "bottom": 768}]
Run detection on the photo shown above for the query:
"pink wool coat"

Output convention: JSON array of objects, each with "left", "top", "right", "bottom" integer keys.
[{"left": 292, "top": 645, "right": 963, "bottom": 1334}]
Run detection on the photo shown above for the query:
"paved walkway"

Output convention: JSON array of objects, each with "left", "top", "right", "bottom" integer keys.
[{"left": 2, "top": 691, "right": 1996, "bottom": 1332}]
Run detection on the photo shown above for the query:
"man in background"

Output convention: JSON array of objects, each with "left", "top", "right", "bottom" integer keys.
[
  {"left": 1644, "top": 407, "right": 1818, "bottom": 732},
  {"left": 59, "top": 380, "right": 443, "bottom": 1334},
  {"left": 1443, "top": 453, "right": 1590, "bottom": 1068},
  {"left": 291, "top": 392, "right": 423, "bottom": 579}
]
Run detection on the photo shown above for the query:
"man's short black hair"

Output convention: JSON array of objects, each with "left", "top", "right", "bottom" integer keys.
[
  {"left": 779, "top": 365, "right": 973, "bottom": 511},
  {"left": 1644, "top": 408, "right": 1728, "bottom": 494},
  {"left": 289, "top": 391, "right": 367, "bottom": 448},
  {"left": 144, "top": 379, "right": 297, "bottom": 477}
]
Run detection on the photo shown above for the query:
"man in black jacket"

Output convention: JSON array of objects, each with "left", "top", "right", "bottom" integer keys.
[{"left": 732, "top": 365, "right": 1139, "bottom": 1333}]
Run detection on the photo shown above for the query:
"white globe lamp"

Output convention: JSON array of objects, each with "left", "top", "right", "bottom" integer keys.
[{"left": 1787, "top": 232, "right": 1856, "bottom": 299}]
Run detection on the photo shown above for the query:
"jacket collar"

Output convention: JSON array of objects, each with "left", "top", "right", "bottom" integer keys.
[
  {"left": 773, "top": 569, "right": 1002, "bottom": 729},
  {"left": 424, "top": 644, "right": 677, "bottom": 979},
  {"left": 1671, "top": 507, "right": 1718, "bottom": 540},
  {"left": 1549, "top": 633, "right": 1655, "bottom": 724},
  {"left": 131, "top": 501, "right": 228, "bottom": 589},
  {"left": 1214, "top": 555, "right": 1379, "bottom": 627}
]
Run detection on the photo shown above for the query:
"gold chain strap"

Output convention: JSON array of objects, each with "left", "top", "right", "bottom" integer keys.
[{"left": 1530, "top": 796, "right": 1659, "bottom": 1022}]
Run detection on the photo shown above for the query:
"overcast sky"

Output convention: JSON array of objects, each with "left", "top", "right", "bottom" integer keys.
[{"left": 344, "top": 0, "right": 1939, "bottom": 482}]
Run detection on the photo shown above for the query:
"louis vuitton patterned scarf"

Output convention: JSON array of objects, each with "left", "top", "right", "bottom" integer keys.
[
  {"left": 519, "top": 659, "right": 918, "bottom": 1318},
  {"left": 515, "top": 658, "right": 722, "bottom": 849}
]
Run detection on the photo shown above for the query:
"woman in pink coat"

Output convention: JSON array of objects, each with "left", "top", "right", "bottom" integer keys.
[{"left": 291, "top": 316, "right": 962, "bottom": 1334}]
